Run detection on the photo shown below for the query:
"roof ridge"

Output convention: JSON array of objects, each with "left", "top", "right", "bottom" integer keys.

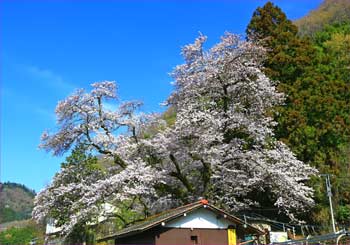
[{"left": 141, "top": 200, "right": 204, "bottom": 221}]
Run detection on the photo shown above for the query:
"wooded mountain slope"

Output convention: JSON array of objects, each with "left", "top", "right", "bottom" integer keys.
[
  {"left": 295, "top": 0, "right": 350, "bottom": 36},
  {"left": 0, "top": 182, "right": 35, "bottom": 223}
]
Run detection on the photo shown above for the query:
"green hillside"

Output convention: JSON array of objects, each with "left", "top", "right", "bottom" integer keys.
[
  {"left": 295, "top": 0, "right": 350, "bottom": 36},
  {"left": 0, "top": 182, "right": 35, "bottom": 223}
]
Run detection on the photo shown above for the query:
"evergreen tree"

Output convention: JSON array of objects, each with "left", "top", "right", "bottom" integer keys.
[
  {"left": 246, "top": 1, "right": 315, "bottom": 87},
  {"left": 247, "top": 2, "right": 350, "bottom": 229}
]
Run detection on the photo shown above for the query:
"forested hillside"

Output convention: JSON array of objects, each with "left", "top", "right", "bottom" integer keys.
[
  {"left": 295, "top": 0, "right": 350, "bottom": 36},
  {"left": 0, "top": 182, "right": 35, "bottom": 223}
]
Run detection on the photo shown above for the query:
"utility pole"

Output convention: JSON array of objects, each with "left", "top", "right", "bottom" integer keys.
[{"left": 321, "top": 174, "right": 336, "bottom": 233}]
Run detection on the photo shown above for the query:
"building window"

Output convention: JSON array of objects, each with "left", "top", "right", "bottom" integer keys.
[{"left": 191, "top": 235, "right": 198, "bottom": 244}]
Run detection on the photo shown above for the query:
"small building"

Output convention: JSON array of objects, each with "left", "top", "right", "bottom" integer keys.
[{"left": 99, "top": 199, "right": 264, "bottom": 245}]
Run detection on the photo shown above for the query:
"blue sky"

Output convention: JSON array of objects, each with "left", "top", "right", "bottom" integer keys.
[{"left": 1, "top": 0, "right": 322, "bottom": 192}]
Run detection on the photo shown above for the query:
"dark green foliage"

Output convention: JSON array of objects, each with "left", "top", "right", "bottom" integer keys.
[
  {"left": 247, "top": 2, "right": 350, "bottom": 230},
  {"left": 62, "top": 144, "right": 100, "bottom": 170},
  {"left": 246, "top": 1, "right": 315, "bottom": 86},
  {"left": 247, "top": 2, "right": 297, "bottom": 39},
  {"left": 337, "top": 205, "right": 350, "bottom": 226}
]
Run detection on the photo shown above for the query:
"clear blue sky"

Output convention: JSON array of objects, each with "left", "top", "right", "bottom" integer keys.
[{"left": 1, "top": 0, "right": 322, "bottom": 192}]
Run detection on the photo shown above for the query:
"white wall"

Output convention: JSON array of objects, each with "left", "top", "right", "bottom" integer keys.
[
  {"left": 164, "top": 207, "right": 234, "bottom": 229},
  {"left": 46, "top": 218, "right": 62, "bottom": 235}
]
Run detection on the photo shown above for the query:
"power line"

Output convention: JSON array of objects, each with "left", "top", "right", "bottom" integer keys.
[{"left": 237, "top": 213, "right": 330, "bottom": 231}]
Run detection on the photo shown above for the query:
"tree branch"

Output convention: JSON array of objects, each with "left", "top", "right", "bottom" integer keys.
[
  {"left": 188, "top": 152, "right": 211, "bottom": 198},
  {"left": 84, "top": 123, "right": 126, "bottom": 169},
  {"left": 169, "top": 154, "right": 194, "bottom": 193},
  {"left": 97, "top": 96, "right": 114, "bottom": 139}
]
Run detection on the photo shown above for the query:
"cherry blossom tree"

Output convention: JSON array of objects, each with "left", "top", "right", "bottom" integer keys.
[
  {"left": 143, "top": 33, "right": 317, "bottom": 218},
  {"left": 35, "top": 82, "right": 165, "bottom": 238},
  {"left": 34, "top": 33, "right": 317, "bottom": 238}
]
